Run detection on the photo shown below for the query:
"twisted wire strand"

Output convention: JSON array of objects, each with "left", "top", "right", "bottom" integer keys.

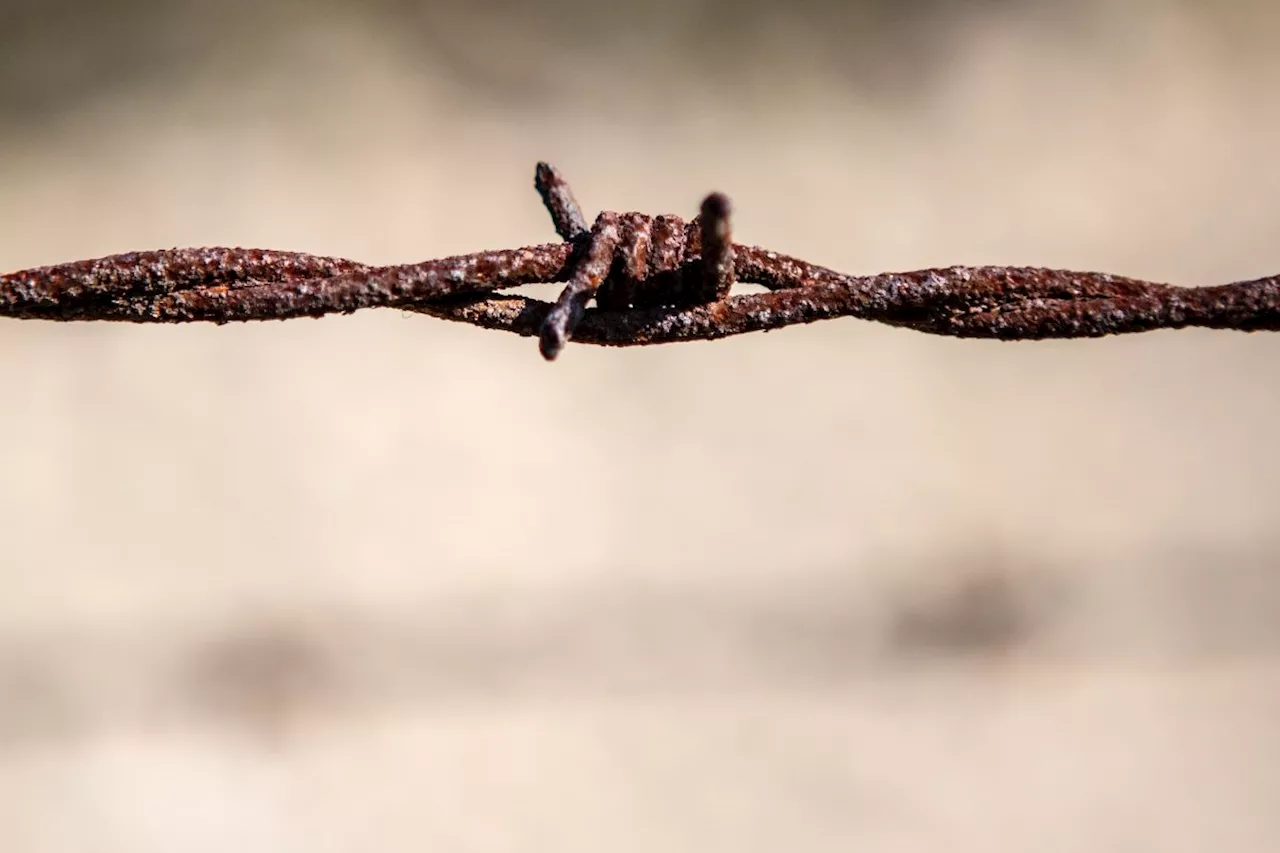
[
  {"left": 4, "top": 243, "right": 1277, "bottom": 345},
  {"left": 3, "top": 160, "right": 1279, "bottom": 354}
]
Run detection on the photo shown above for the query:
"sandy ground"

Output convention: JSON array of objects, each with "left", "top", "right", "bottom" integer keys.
[{"left": 1, "top": 2, "right": 1279, "bottom": 850}]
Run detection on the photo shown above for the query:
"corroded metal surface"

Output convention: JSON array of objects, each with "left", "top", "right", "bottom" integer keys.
[
  {"left": 3, "top": 245, "right": 574, "bottom": 323},
  {"left": 538, "top": 212, "right": 622, "bottom": 360},
  {"left": 3, "top": 163, "right": 1279, "bottom": 359},
  {"left": 533, "top": 162, "right": 588, "bottom": 242}
]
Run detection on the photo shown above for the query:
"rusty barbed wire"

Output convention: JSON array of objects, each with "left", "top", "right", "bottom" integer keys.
[{"left": 3, "top": 162, "right": 1279, "bottom": 360}]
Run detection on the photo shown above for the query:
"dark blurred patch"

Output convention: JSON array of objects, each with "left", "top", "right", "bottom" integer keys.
[
  {"left": 885, "top": 560, "right": 1061, "bottom": 658},
  {"left": 0, "top": 0, "right": 1046, "bottom": 131},
  {"left": 379, "top": 0, "right": 1011, "bottom": 108},
  {"left": 1, "top": 540, "right": 1277, "bottom": 746},
  {"left": 6, "top": 547, "right": 1068, "bottom": 745},
  {"left": 0, "top": 0, "right": 273, "bottom": 124},
  {"left": 175, "top": 619, "right": 339, "bottom": 741}
]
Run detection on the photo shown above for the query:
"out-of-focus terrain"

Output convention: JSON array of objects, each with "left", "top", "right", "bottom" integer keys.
[{"left": 2, "top": 1, "right": 1279, "bottom": 850}]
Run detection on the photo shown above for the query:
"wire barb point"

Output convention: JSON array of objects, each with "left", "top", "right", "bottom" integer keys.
[
  {"left": 697, "top": 192, "right": 735, "bottom": 302},
  {"left": 534, "top": 162, "right": 589, "bottom": 243}
]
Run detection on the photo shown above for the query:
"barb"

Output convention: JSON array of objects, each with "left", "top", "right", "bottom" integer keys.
[
  {"left": 3, "top": 163, "right": 1279, "bottom": 360},
  {"left": 696, "top": 192, "right": 735, "bottom": 302},
  {"left": 539, "top": 212, "right": 622, "bottom": 360},
  {"left": 533, "top": 161, "right": 589, "bottom": 242}
]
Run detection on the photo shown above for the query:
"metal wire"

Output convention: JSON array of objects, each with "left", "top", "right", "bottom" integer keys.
[{"left": 3, "top": 163, "right": 1278, "bottom": 360}]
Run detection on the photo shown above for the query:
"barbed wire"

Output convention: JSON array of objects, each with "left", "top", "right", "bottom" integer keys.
[{"left": 3, "top": 162, "right": 1279, "bottom": 360}]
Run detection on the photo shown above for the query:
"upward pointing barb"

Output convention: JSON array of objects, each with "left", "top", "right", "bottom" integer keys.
[
  {"left": 534, "top": 162, "right": 589, "bottom": 243},
  {"left": 696, "top": 192, "right": 735, "bottom": 302}
]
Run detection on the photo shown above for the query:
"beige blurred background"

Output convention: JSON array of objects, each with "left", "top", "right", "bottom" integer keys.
[{"left": 2, "top": 0, "right": 1280, "bottom": 850}]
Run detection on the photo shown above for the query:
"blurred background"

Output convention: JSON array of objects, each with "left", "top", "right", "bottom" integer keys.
[{"left": 2, "top": 0, "right": 1280, "bottom": 850}]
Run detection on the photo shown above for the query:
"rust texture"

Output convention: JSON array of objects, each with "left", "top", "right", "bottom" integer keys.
[
  {"left": 533, "top": 161, "right": 588, "bottom": 242},
  {"left": 3, "top": 163, "right": 1279, "bottom": 360},
  {"left": 696, "top": 192, "right": 735, "bottom": 302},
  {"left": 539, "top": 212, "right": 622, "bottom": 360}
]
